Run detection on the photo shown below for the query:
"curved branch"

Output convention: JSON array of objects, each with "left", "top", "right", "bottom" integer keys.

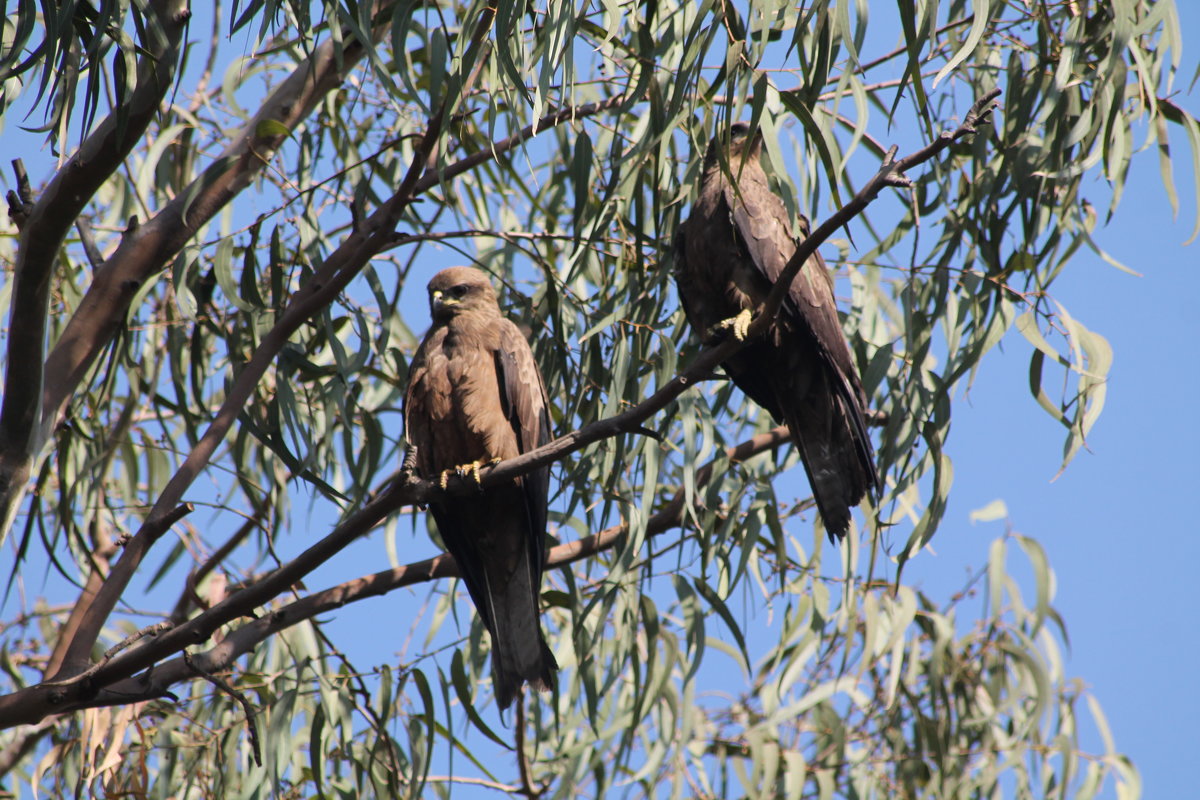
[{"left": 0, "top": 0, "right": 190, "bottom": 543}]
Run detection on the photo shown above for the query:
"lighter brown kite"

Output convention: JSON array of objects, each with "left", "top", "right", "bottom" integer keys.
[{"left": 403, "top": 266, "right": 557, "bottom": 709}]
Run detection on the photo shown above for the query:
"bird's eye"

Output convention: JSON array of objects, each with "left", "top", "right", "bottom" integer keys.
[{"left": 450, "top": 284, "right": 469, "bottom": 298}]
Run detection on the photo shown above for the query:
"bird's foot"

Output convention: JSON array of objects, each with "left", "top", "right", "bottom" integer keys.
[
  {"left": 712, "top": 308, "right": 754, "bottom": 341},
  {"left": 439, "top": 460, "right": 492, "bottom": 490},
  {"left": 400, "top": 445, "right": 419, "bottom": 476}
]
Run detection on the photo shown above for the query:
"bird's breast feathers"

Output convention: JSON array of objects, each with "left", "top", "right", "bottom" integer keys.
[{"left": 417, "top": 330, "right": 519, "bottom": 464}]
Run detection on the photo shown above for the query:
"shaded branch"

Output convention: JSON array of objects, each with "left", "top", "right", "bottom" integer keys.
[
  {"left": 169, "top": 508, "right": 268, "bottom": 624},
  {"left": 4, "top": 160, "right": 32, "bottom": 229},
  {"left": 0, "top": 717, "right": 58, "bottom": 776},
  {"left": 184, "top": 651, "right": 261, "bottom": 767}
]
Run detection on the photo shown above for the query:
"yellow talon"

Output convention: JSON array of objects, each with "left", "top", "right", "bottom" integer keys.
[
  {"left": 716, "top": 308, "right": 754, "bottom": 341},
  {"left": 439, "top": 458, "right": 500, "bottom": 490}
]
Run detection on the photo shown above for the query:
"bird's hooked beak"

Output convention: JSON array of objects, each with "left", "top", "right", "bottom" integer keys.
[{"left": 430, "top": 289, "right": 456, "bottom": 315}]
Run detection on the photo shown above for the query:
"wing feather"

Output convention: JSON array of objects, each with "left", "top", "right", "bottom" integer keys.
[{"left": 494, "top": 321, "right": 552, "bottom": 566}]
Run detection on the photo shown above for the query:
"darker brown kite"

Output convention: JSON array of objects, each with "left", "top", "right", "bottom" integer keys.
[
  {"left": 403, "top": 266, "right": 557, "bottom": 709},
  {"left": 674, "top": 124, "right": 880, "bottom": 539}
]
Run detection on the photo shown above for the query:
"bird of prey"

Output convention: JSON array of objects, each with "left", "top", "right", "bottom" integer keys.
[
  {"left": 403, "top": 266, "right": 557, "bottom": 709},
  {"left": 674, "top": 123, "right": 879, "bottom": 538}
]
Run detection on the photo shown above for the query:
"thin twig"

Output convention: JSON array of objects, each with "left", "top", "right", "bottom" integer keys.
[
  {"left": 514, "top": 693, "right": 542, "bottom": 797},
  {"left": 184, "top": 650, "right": 262, "bottom": 767},
  {"left": 170, "top": 507, "right": 268, "bottom": 623},
  {"left": 74, "top": 217, "right": 106, "bottom": 270},
  {"left": 43, "top": 622, "right": 173, "bottom": 691},
  {"left": 5, "top": 159, "right": 32, "bottom": 229}
]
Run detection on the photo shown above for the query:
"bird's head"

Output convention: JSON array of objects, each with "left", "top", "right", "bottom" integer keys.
[
  {"left": 426, "top": 266, "right": 499, "bottom": 321},
  {"left": 704, "top": 122, "right": 764, "bottom": 170}
]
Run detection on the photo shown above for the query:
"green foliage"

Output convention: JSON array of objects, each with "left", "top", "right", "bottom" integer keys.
[{"left": 0, "top": 0, "right": 1189, "bottom": 797}]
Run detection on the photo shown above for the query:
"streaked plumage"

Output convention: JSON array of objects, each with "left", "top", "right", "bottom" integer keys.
[
  {"left": 674, "top": 124, "right": 879, "bottom": 538},
  {"left": 403, "top": 266, "right": 557, "bottom": 708}
]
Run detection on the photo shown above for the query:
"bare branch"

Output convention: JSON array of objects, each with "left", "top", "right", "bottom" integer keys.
[
  {"left": 43, "top": 622, "right": 174, "bottom": 691},
  {"left": 0, "top": 717, "right": 58, "bottom": 775},
  {"left": 74, "top": 217, "right": 106, "bottom": 270},
  {"left": 514, "top": 695, "right": 544, "bottom": 797},
  {"left": 185, "top": 651, "right": 261, "bottom": 767},
  {"left": 4, "top": 160, "right": 32, "bottom": 229}
]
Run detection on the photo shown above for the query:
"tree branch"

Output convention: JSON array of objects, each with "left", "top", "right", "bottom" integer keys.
[
  {"left": 184, "top": 650, "right": 261, "bottom": 767},
  {"left": 15, "top": 427, "right": 789, "bottom": 722},
  {"left": 0, "top": 717, "right": 58, "bottom": 775},
  {"left": 0, "top": 0, "right": 190, "bottom": 544},
  {"left": 35, "top": 1, "right": 396, "bottom": 466}
]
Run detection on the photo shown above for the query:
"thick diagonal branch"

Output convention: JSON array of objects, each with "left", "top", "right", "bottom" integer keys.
[
  {"left": 0, "top": 0, "right": 190, "bottom": 541},
  {"left": 52, "top": 428, "right": 790, "bottom": 717}
]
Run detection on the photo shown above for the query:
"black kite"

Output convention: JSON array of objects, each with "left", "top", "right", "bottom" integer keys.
[
  {"left": 674, "top": 124, "right": 879, "bottom": 538},
  {"left": 403, "top": 266, "right": 557, "bottom": 709}
]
